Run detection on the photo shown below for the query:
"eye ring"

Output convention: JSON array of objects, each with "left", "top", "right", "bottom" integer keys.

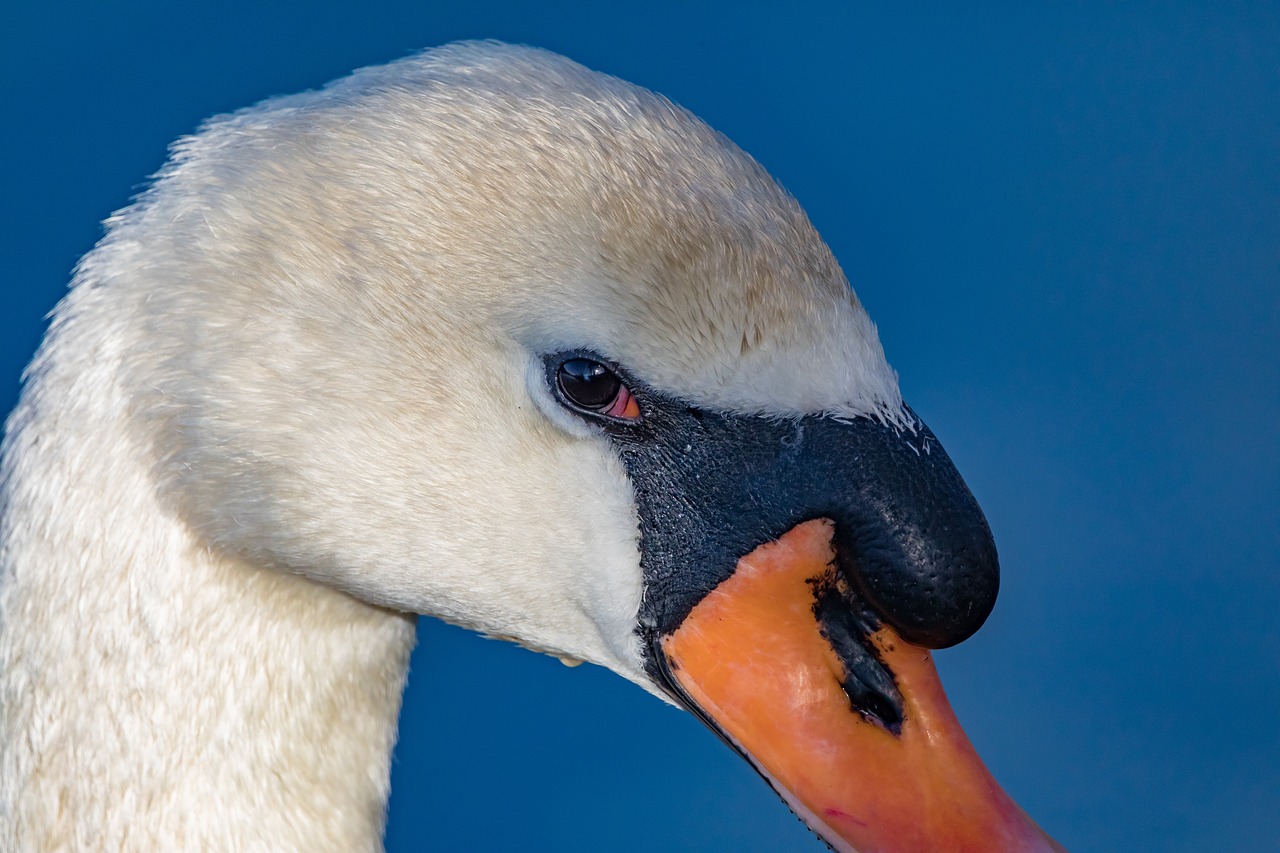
[{"left": 554, "top": 357, "right": 641, "bottom": 420}]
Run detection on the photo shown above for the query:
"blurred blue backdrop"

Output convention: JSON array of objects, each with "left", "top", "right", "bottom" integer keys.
[{"left": 2, "top": 3, "right": 1276, "bottom": 851}]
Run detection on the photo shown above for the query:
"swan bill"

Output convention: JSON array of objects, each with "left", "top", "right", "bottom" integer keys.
[{"left": 655, "top": 520, "right": 1063, "bottom": 853}]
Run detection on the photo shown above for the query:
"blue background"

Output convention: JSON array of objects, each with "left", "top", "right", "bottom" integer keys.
[{"left": 3, "top": 3, "right": 1276, "bottom": 851}]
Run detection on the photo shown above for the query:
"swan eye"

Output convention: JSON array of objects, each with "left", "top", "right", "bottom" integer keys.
[{"left": 556, "top": 359, "right": 640, "bottom": 419}]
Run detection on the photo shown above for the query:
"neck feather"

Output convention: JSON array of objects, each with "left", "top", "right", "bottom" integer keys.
[{"left": 0, "top": 301, "right": 416, "bottom": 851}]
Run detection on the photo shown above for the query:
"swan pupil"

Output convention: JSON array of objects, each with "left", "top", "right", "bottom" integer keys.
[{"left": 557, "top": 359, "right": 623, "bottom": 410}]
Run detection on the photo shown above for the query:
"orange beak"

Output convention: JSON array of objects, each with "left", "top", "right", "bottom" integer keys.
[{"left": 658, "top": 519, "right": 1063, "bottom": 853}]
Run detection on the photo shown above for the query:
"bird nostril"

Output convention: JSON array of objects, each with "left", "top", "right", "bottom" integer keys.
[{"left": 809, "top": 569, "right": 904, "bottom": 734}]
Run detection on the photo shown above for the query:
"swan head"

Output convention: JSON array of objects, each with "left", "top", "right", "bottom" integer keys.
[{"left": 93, "top": 41, "right": 1056, "bottom": 851}]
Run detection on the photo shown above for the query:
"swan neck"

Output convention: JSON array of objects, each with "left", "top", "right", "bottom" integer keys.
[{"left": 0, "top": 310, "right": 417, "bottom": 851}]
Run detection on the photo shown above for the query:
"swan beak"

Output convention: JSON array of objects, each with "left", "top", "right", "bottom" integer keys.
[{"left": 655, "top": 519, "right": 1064, "bottom": 853}]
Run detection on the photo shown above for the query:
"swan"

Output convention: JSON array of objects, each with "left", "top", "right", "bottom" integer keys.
[{"left": 0, "top": 42, "right": 1060, "bottom": 852}]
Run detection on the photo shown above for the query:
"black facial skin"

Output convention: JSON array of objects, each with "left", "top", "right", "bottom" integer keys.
[{"left": 544, "top": 353, "right": 999, "bottom": 729}]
